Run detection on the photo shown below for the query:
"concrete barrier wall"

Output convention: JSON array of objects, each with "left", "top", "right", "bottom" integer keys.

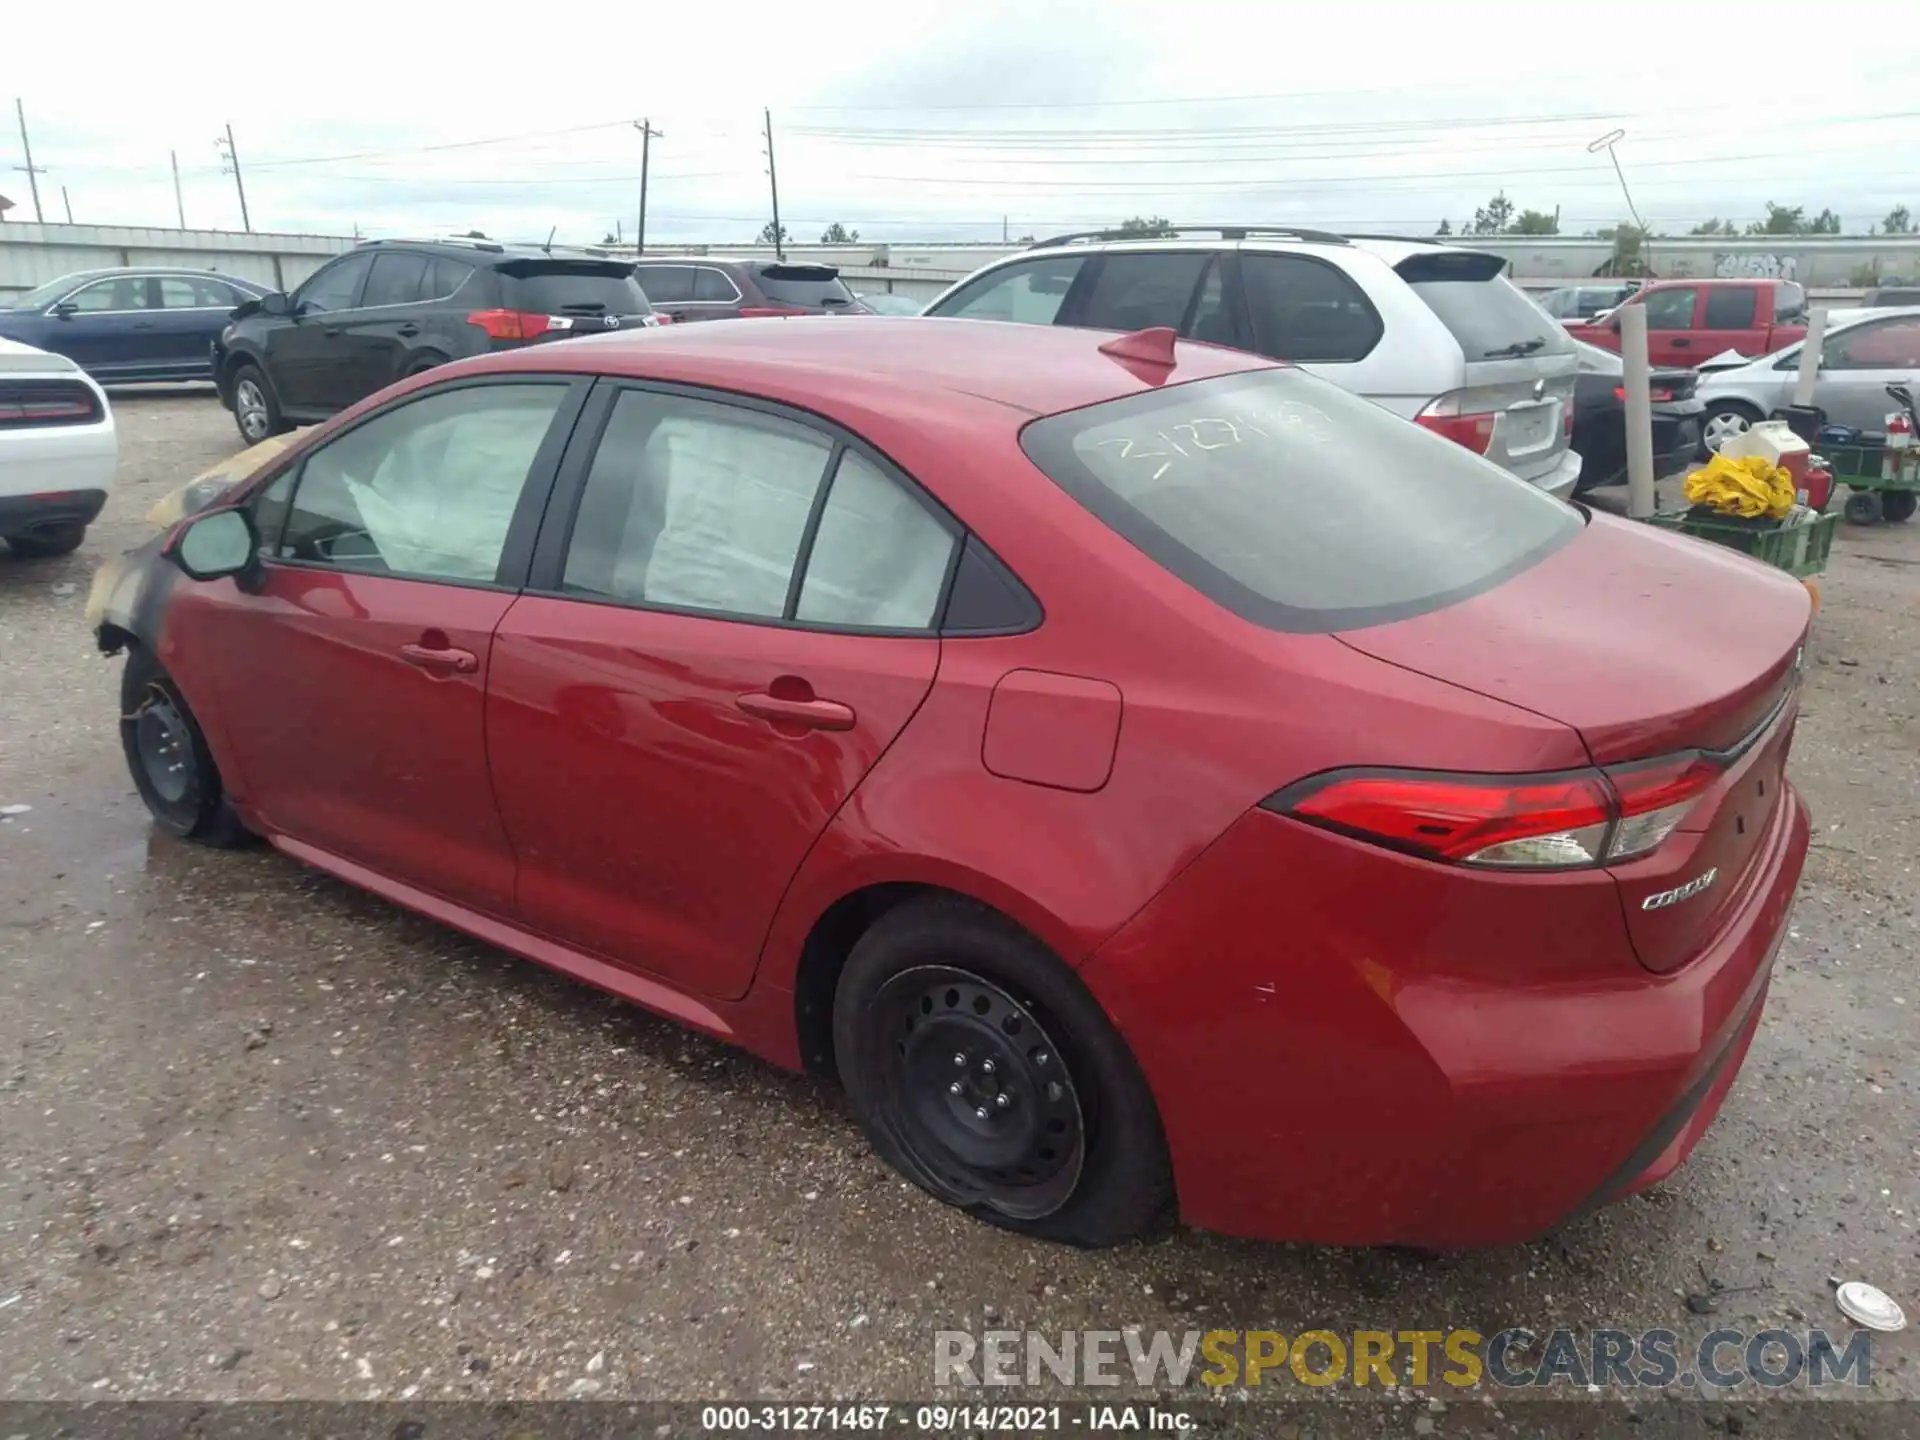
[{"left": 0, "top": 222, "right": 353, "bottom": 301}]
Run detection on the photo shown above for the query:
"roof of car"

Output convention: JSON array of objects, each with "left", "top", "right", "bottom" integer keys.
[
  {"left": 1008, "top": 232, "right": 1498, "bottom": 270},
  {"left": 35, "top": 266, "right": 266, "bottom": 285},
  {"left": 450, "top": 314, "right": 1276, "bottom": 419}
]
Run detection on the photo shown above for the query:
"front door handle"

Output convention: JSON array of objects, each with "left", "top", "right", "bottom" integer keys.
[
  {"left": 1671, "top": 337, "right": 1691, "bottom": 348},
  {"left": 323, "top": 326, "right": 345, "bottom": 337},
  {"left": 737, "top": 691, "right": 856, "bottom": 731},
  {"left": 398, "top": 323, "right": 420, "bottom": 337},
  {"left": 400, "top": 643, "right": 478, "bottom": 675},
  {"left": 130, "top": 320, "right": 156, "bottom": 330}
]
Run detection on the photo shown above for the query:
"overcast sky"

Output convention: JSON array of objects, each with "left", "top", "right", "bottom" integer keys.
[{"left": 6, "top": 1, "right": 1918, "bottom": 247}]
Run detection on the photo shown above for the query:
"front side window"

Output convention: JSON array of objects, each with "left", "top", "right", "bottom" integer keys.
[
  {"left": 67, "top": 277, "right": 151, "bottom": 312},
  {"left": 931, "top": 257, "right": 1085, "bottom": 325},
  {"left": 297, "top": 253, "right": 375, "bottom": 314},
  {"left": 1641, "top": 287, "right": 1697, "bottom": 329},
  {"left": 1020, "top": 367, "right": 1580, "bottom": 633},
  {"left": 561, "top": 391, "right": 834, "bottom": 619},
  {"left": 276, "top": 384, "right": 566, "bottom": 582},
  {"left": 362, "top": 252, "right": 431, "bottom": 308}
]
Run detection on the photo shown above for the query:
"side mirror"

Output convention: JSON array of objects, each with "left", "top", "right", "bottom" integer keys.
[
  {"left": 260, "top": 292, "right": 293, "bottom": 317},
  {"left": 50, "top": 301, "right": 78, "bottom": 319},
  {"left": 170, "top": 509, "right": 257, "bottom": 581}
]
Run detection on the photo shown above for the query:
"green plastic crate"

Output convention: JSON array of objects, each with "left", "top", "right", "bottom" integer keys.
[{"left": 1644, "top": 509, "right": 1837, "bottom": 578}]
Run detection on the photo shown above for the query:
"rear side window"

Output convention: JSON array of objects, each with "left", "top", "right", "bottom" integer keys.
[
  {"left": 752, "top": 264, "right": 855, "bottom": 307},
  {"left": 932, "top": 257, "right": 1085, "bottom": 324},
  {"left": 362, "top": 252, "right": 431, "bottom": 308},
  {"left": 1241, "top": 254, "right": 1381, "bottom": 363},
  {"left": 500, "top": 262, "right": 652, "bottom": 316},
  {"left": 1019, "top": 368, "right": 1580, "bottom": 633},
  {"left": 1074, "top": 253, "right": 1209, "bottom": 332},
  {"left": 1703, "top": 288, "right": 1757, "bottom": 328},
  {"left": 1399, "top": 253, "right": 1572, "bottom": 358},
  {"left": 635, "top": 265, "right": 694, "bottom": 303},
  {"left": 430, "top": 258, "right": 474, "bottom": 301},
  {"left": 694, "top": 267, "right": 740, "bottom": 302}
]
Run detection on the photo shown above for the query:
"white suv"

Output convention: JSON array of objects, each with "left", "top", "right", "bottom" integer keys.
[
  {"left": 924, "top": 227, "right": 1582, "bottom": 498},
  {"left": 0, "top": 337, "right": 117, "bottom": 557}
]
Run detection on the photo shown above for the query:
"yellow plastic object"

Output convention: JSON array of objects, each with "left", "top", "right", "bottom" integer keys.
[{"left": 1683, "top": 452, "right": 1796, "bottom": 520}]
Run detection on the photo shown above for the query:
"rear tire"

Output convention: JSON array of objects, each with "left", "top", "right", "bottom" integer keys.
[
  {"left": 230, "top": 362, "right": 289, "bottom": 446},
  {"left": 1882, "top": 490, "right": 1916, "bottom": 523},
  {"left": 120, "top": 649, "right": 251, "bottom": 847},
  {"left": 1701, "top": 401, "right": 1761, "bottom": 457},
  {"left": 833, "top": 895, "right": 1172, "bottom": 1248},
  {"left": 1844, "top": 491, "right": 1883, "bottom": 525},
  {"left": 5, "top": 523, "right": 86, "bottom": 557},
  {"left": 404, "top": 354, "right": 448, "bottom": 378}
]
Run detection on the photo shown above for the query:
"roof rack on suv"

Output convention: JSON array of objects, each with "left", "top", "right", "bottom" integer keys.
[
  {"left": 1340, "top": 233, "right": 1463, "bottom": 246},
  {"left": 1028, "top": 225, "right": 1350, "bottom": 250},
  {"left": 356, "top": 236, "right": 508, "bottom": 254}
]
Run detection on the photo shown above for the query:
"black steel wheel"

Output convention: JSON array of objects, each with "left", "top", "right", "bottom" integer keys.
[
  {"left": 834, "top": 895, "right": 1172, "bottom": 1247},
  {"left": 119, "top": 650, "right": 251, "bottom": 847},
  {"left": 1844, "top": 491, "right": 1883, "bottom": 525},
  {"left": 871, "top": 966, "right": 1086, "bottom": 1220},
  {"left": 1882, "top": 489, "right": 1916, "bottom": 523}
]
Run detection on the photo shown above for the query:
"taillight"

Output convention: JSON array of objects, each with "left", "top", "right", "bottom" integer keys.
[
  {"left": 1613, "top": 384, "right": 1676, "bottom": 403},
  {"left": 0, "top": 382, "right": 100, "bottom": 428},
  {"left": 466, "top": 309, "right": 554, "bottom": 340},
  {"left": 738, "top": 305, "right": 808, "bottom": 318},
  {"left": 643, "top": 313, "right": 672, "bottom": 326},
  {"left": 1602, "top": 753, "right": 1719, "bottom": 860},
  {"left": 1268, "top": 756, "right": 1723, "bottom": 870},
  {"left": 1414, "top": 395, "right": 1497, "bottom": 455}
]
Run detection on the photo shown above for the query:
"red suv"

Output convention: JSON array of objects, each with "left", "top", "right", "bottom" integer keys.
[{"left": 91, "top": 318, "right": 1810, "bottom": 1248}]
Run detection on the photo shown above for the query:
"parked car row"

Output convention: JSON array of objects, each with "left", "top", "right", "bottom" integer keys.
[{"left": 0, "top": 268, "right": 273, "bottom": 382}]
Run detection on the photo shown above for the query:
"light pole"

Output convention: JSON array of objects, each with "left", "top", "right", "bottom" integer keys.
[{"left": 1587, "top": 128, "right": 1650, "bottom": 276}]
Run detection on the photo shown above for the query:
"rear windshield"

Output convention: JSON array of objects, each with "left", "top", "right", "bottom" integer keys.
[
  {"left": 753, "top": 264, "right": 855, "bottom": 307},
  {"left": 498, "top": 262, "right": 653, "bottom": 316},
  {"left": 1402, "top": 259, "right": 1573, "bottom": 360},
  {"left": 1019, "top": 368, "right": 1581, "bottom": 633}
]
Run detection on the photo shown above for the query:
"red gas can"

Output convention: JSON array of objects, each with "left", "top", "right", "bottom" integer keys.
[{"left": 1802, "top": 463, "right": 1833, "bottom": 510}]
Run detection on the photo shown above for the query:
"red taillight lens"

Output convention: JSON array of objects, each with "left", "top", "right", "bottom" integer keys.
[
  {"left": 1414, "top": 410, "right": 1498, "bottom": 455},
  {"left": 466, "top": 309, "right": 553, "bottom": 340},
  {"left": 1271, "top": 755, "right": 1725, "bottom": 870},
  {"left": 738, "top": 305, "right": 808, "bottom": 318},
  {"left": 0, "top": 382, "right": 100, "bottom": 427},
  {"left": 1612, "top": 385, "right": 1676, "bottom": 403},
  {"left": 1602, "top": 753, "right": 1719, "bottom": 860}
]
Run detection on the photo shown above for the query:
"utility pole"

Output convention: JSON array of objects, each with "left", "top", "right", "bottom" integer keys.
[
  {"left": 1002, "top": 215, "right": 1009, "bottom": 243},
  {"left": 14, "top": 98, "right": 46, "bottom": 223},
  {"left": 217, "top": 123, "right": 251, "bottom": 233},
  {"left": 60, "top": 185, "right": 71, "bottom": 223},
  {"left": 171, "top": 149, "right": 186, "bottom": 228},
  {"left": 763, "top": 107, "right": 783, "bottom": 260},
  {"left": 634, "top": 118, "right": 661, "bottom": 255}
]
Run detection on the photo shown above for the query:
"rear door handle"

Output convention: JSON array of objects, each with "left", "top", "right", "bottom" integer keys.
[
  {"left": 737, "top": 692, "right": 856, "bottom": 731},
  {"left": 323, "top": 326, "right": 345, "bottom": 337},
  {"left": 399, "top": 643, "right": 478, "bottom": 675},
  {"left": 398, "top": 323, "right": 420, "bottom": 337},
  {"left": 1671, "top": 337, "right": 1691, "bottom": 348}
]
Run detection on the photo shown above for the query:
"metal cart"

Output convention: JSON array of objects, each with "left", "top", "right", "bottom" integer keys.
[{"left": 1817, "top": 441, "right": 1919, "bottom": 525}]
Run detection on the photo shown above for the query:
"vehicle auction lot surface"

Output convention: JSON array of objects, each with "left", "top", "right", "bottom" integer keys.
[{"left": 1, "top": 393, "right": 1916, "bottom": 1410}]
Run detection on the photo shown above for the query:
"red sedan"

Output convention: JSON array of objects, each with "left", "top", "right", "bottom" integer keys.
[{"left": 90, "top": 318, "right": 1811, "bottom": 1249}]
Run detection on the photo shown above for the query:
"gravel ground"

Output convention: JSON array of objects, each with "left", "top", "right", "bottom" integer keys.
[{"left": 1, "top": 393, "right": 1915, "bottom": 1415}]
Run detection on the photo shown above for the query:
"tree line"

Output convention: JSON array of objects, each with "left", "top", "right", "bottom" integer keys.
[{"left": 1437, "top": 194, "right": 1916, "bottom": 239}]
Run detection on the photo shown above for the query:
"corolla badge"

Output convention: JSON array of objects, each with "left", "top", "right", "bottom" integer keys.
[{"left": 1642, "top": 868, "right": 1719, "bottom": 911}]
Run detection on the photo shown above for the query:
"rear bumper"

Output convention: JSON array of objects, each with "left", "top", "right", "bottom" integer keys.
[
  {"left": 1526, "top": 447, "right": 1582, "bottom": 500},
  {"left": 0, "top": 486, "right": 108, "bottom": 535},
  {"left": 1077, "top": 784, "right": 1810, "bottom": 1248}
]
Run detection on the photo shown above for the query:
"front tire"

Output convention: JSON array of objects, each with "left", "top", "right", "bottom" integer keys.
[
  {"left": 5, "top": 523, "right": 86, "bottom": 557},
  {"left": 833, "top": 896, "right": 1172, "bottom": 1247},
  {"left": 120, "top": 649, "right": 251, "bottom": 847},
  {"left": 230, "top": 362, "right": 289, "bottom": 446},
  {"left": 1701, "top": 402, "right": 1761, "bottom": 457}
]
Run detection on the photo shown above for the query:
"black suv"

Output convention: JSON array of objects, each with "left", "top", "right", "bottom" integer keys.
[
  {"left": 213, "top": 238, "right": 659, "bottom": 443},
  {"left": 629, "top": 257, "right": 870, "bottom": 322}
]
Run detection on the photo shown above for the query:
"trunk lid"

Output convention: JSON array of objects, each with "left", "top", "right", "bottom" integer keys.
[
  {"left": 1396, "top": 250, "right": 1580, "bottom": 484},
  {"left": 1337, "top": 510, "right": 1810, "bottom": 972}
]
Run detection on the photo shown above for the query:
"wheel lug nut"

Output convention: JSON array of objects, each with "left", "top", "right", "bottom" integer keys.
[
  {"left": 1047, "top": 1081, "right": 1064, "bottom": 1102},
  {"left": 949, "top": 1081, "right": 963, "bottom": 1095},
  {"left": 1034, "top": 1051, "right": 1050, "bottom": 1066},
  {"left": 953, "top": 1052, "right": 966, "bottom": 1066},
  {"left": 995, "top": 1093, "right": 1010, "bottom": 1108},
  {"left": 974, "top": 1106, "right": 989, "bottom": 1120},
  {"left": 981, "top": 1059, "right": 996, "bottom": 1075}
]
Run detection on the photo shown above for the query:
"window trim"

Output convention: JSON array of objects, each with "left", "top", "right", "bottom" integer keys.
[
  {"left": 1234, "top": 249, "right": 1385, "bottom": 364},
  {"left": 253, "top": 372, "right": 594, "bottom": 593},
  {"left": 525, "top": 377, "right": 982, "bottom": 637},
  {"left": 55, "top": 275, "right": 157, "bottom": 315}
]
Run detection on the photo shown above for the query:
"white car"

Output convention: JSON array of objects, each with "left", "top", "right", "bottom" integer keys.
[
  {"left": 0, "top": 336, "right": 116, "bottom": 557},
  {"left": 923, "top": 227, "right": 1583, "bottom": 498},
  {"left": 1696, "top": 306, "right": 1920, "bottom": 454}
]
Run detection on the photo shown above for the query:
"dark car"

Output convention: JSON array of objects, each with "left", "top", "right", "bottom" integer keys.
[
  {"left": 629, "top": 257, "right": 871, "bottom": 322},
  {"left": 1569, "top": 338, "right": 1704, "bottom": 494},
  {"left": 212, "top": 237, "right": 661, "bottom": 444},
  {"left": 0, "top": 268, "right": 271, "bottom": 383}
]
